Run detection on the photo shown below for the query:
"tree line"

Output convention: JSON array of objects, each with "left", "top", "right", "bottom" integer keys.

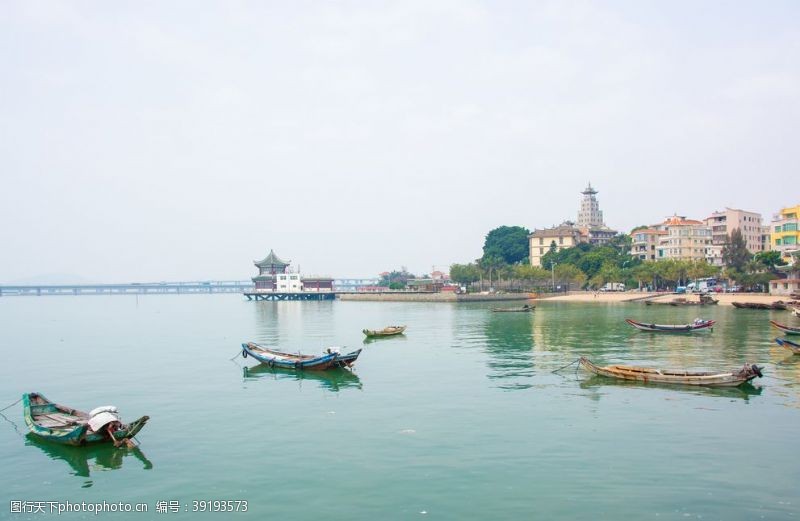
[{"left": 450, "top": 226, "right": 788, "bottom": 292}]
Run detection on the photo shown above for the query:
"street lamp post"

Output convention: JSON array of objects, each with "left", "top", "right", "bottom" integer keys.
[{"left": 622, "top": 260, "right": 630, "bottom": 290}]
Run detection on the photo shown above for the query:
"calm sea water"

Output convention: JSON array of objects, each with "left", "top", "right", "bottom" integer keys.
[{"left": 1, "top": 295, "right": 799, "bottom": 520}]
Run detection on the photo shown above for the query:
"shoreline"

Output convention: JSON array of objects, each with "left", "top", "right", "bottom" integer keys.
[{"left": 538, "top": 291, "right": 794, "bottom": 307}]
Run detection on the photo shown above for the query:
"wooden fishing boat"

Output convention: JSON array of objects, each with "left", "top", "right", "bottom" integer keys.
[
  {"left": 733, "top": 301, "right": 788, "bottom": 310},
  {"left": 362, "top": 325, "right": 406, "bottom": 337},
  {"left": 775, "top": 337, "right": 800, "bottom": 354},
  {"left": 491, "top": 304, "right": 534, "bottom": 312},
  {"left": 579, "top": 357, "right": 762, "bottom": 387},
  {"left": 625, "top": 318, "right": 715, "bottom": 332},
  {"left": 241, "top": 342, "right": 362, "bottom": 370},
  {"left": 668, "top": 296, "right": 718, "bottom": 306},
  {"left": 770, "top": 320, "right": 800, "bottom": 335},
  {"left": 23, "top": 393, "right": 148, "bottom": 447},
  {"left": 646, "top": 296, "right": 717, "bottom": 306}
]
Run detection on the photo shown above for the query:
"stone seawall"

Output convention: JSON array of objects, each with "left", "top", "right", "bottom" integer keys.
[{"left": 338, "top": 292, "right": 533, "bottom": 303}]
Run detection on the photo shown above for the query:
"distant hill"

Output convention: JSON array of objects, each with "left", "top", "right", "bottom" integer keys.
[{"left": 2, "top": 273, "right": 96, "bottom": 285}]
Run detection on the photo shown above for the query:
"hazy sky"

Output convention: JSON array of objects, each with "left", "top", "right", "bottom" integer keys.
[{"left": 1, "top": 1, "right": 798, "bottom": 282}]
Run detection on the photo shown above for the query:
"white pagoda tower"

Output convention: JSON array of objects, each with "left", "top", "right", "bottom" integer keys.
[{"left": 577, "top": 182, "right": 605, "bottom": 228}]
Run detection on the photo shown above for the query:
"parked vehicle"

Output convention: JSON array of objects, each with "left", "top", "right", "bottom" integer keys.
[
  {"left": 600, "top": 282, "right": 625, "bottom": 292},
  {"left": 687, "top": 278, "right": 718, "bottom": 293}
]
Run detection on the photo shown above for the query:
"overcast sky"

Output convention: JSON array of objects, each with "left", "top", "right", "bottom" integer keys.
[{"left": 1, "top": 1, "right": 798, "bottom": 282}]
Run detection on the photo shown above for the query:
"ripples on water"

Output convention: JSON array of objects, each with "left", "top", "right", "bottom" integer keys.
[{"left": 1, "top": 296, "right": 799, "bottom": 519}]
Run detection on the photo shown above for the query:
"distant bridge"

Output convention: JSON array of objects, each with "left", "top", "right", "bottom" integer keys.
[{"left": 0, "top": 281, "right": 255, "bottom": 296}]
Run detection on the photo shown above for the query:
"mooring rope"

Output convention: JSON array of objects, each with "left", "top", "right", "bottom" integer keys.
[
  {"left": 0, "top": 411, "right": 24, "bottom": 438},
  {"left": 551, "top": 358, "right": 581, "bottom": 374},
  {"left": 0, "top": 397, "right": 22, "bottom": 413}
]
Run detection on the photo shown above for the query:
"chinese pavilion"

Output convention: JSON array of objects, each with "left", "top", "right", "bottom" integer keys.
[{"left": 252, "top": 250, "right": 290, "bottom": 291}]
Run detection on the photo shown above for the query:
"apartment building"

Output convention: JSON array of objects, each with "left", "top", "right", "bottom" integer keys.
[{"left": 704, "top": 208, "right": 765, "bottom": 253}]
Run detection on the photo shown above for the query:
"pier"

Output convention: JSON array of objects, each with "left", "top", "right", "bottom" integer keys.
[
  {"left": 244, "top": 291, "right": 336, "bottom": 301},
  {"left": 0, "top": 281, "right": 254, "bottom": 297}
]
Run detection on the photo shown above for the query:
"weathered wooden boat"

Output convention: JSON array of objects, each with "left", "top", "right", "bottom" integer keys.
[
  {"left": 491, "top": 304, "right": 534, "bottom": 312},
  {"left": 578, "top": 357, "right": 762, "bottom": 387},
  {"left": 669, "top": 295, "right": 718, "bottom": 306},
  {"left": 775, "top": 337, "right": 800, "bottom": 354},
  {"left": 645, "top": 296, "right": 717, "bottom": 306},
  {"left": 241, "top": 342, "right": 362, "bottom": 369},
  {"left": 733, "top": 301, "right": 788, "bottom": 310},
  {"left": 23, "top": 393, "right": 148, "bottom": 447},
  {"left": 625, "top": 318, "right": 715, "bottom": 332},
  {"left": 362, "top": 325, "right": 406, "bottom": 337},
  {"left": 770, "top": 320, "right": 800, "bottom": 335}
]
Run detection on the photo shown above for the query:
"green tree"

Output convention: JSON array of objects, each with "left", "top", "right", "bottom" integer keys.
[
  {"left": 587, "top": 262, "right": 622, "bottom": 288},
  {"left": 754, "top": 251, "right": 788, "bottom": 271},
  {"left": 482, "top": 226, "right": 531, "bottom": 265},
  {"left": 554, "top": 264, "right": 587, "bottom": 288},
  {"left": 514, "top": 265, "right": 551, "bottom": 285},
  {"left": 450, "top": 263, "right": 481, "bottom": 285},
  {"left": 479, "top": 255, "right": 505, "bottom": 290},
  {"left": 722, "top": 229, "right": 750, "bottom": 270}
]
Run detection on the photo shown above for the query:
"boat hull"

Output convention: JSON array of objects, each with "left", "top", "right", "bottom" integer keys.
[
  {"left": 362, "top": 326, "right": 406, "bottom": 337},
  {"left": 23, "top": 393, "right": 148, "bottom": 446},
  {"left": 775, "top": 338, "right": 800, "bottom": 354},
  {"left": 625, "top": 318, "right": 715, "bottom": 332},
  {"left": 579, "top": 357, "right": 761, "bottom": 387},
  {"left": 770, "top": 320, "right": 800, "bottom": 335},
  {"left": 241, "top": 343, "right": 361, "bottom": 370}
]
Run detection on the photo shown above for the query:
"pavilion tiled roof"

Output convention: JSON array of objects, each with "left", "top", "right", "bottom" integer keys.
[{"left": 254, "top": 249, "right": 290, "bottom": 268}]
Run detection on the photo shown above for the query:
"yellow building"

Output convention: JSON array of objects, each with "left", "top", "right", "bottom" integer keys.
[
  {"left": 771, "top": 205, "right": 800, "bottom": 261},
  {"left": 655, "top": 215, "right": 716, "bottom": 262},
  {"left": 529, "top": 222, "right": 586, "bottom": 267}
]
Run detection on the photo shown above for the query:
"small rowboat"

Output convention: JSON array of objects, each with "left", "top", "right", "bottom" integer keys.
[
  {"left": 775, "top": 338, "right": 800, "bottom": 354},
  {"left": 770, "top": 320, "right": 800, "bottom": 335},
  {"left": 362, "top": 325, "right": 406, "bottom": 337},
  {"left": 579, "top": 357, "right": 762, "bottom": 387},
  {"left": 733, "top": 301, "right": 788, "bottom": 310},
  {"left": 625, "top": 318, "right": 715, "bottom": 332},
  {"left": 241, "top": 342, "right": 362, "bottom": 370},
  {"left": 491, "top": 304, "right": 534, "bottom": 312},
  {"left": 23, "top": 393, "right": 149, "bottom": 446}
]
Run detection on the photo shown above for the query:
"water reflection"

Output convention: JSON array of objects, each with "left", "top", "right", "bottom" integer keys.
[
  {"left": 243, "top": 364, "right": 362, "bottom": 392},
  {"left": 578, "top": 376, "right": 764, "bottom": 402},
  {"left": 483, "top": 312, "right": 535, "bottom": 389},
  {"left": 362, "top": 335, "right": 407, "bottom": 345},
  {"left": 25, "top": 435, "right": 153, "bottom": 486}
]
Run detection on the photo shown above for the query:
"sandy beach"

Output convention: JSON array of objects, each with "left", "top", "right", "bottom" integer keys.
[{"left": 539, "top": 291, "right": 796, "bottom": 307}]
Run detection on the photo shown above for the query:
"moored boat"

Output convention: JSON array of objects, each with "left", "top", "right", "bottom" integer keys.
[
  {"left": 491, "top": 304, "right": 534, "bottom": 312},
  {"left": 23, "top": 393, "right": 148, "bottom": 447},
  {"left": 362, "top": 325, "right": 406, "bottom": 337},
  {"left": 241, "top": 342, "right": 362, "bottom": 370},
  {"left": 578, "top": 357, "right": 762, "bottom": 387},
  {"left": 625, "top": 318, "right": 715, "bottom": 332},
  {"left": 733, "top": 301, "right": 788, "bottom": 310},
  {"left": 775, "top": 337, "right": 800, "bottom": 354},
  {"left": 770, "top": 320, "right": 800, "bottom": 335}
]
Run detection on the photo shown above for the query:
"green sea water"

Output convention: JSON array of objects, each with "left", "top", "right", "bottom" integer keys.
[{"left": 1, "top": 295, "right": 799, "bottom": 520}]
